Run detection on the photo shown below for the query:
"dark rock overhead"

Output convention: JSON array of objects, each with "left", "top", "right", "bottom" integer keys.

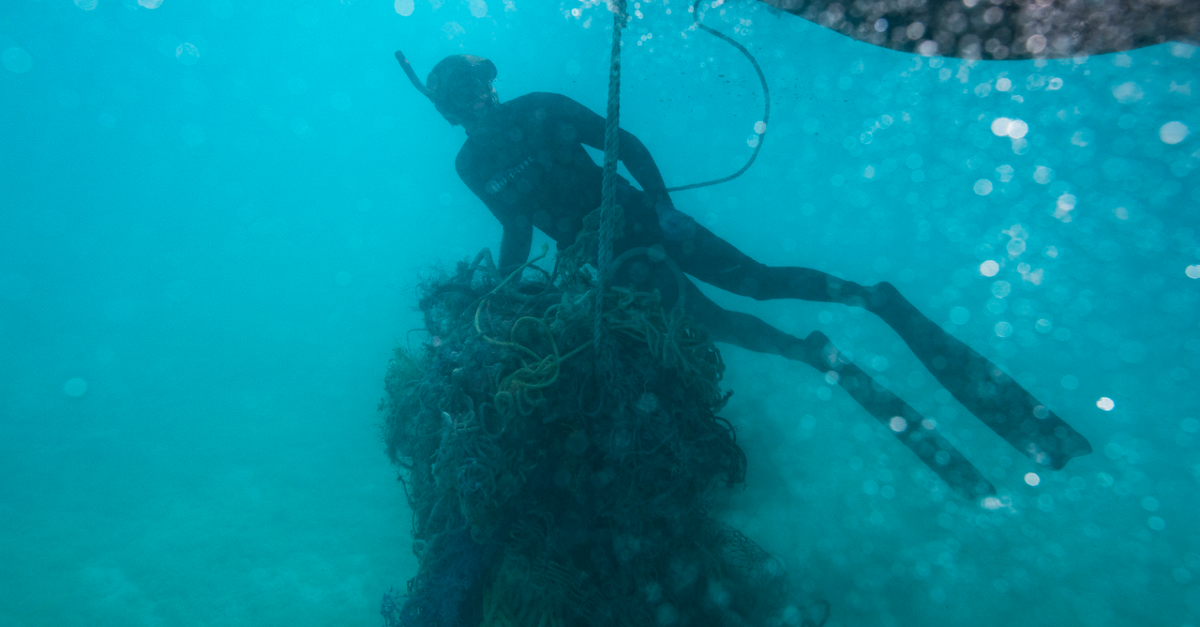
[{"left": 759, "top": 0, "right": 1199, "bottom": 60}]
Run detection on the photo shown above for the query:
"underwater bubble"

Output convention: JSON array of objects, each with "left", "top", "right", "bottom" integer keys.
[
  {"left": 1160, "top": 121, "right": 1189, "bottom": 145},
  {"left": 991, "top": 280, "right": 1011, "bottom": 298},
  {"left": 1148, "top": 516, "right": 1166, "bottom": 531},
  {"left": 888, "top": 416, "right": 907, "bottom": 432},
  {"left": 990, "top": 117, "right": 1011, "bottom": 136},
  {"left": 394, "top": 0, "right": 414, "bottom": 16},
  {"left": 949, "top": 306, "right": 970, "bottom": 325},
  {"left": 63, "top": 378, "right": 88, "bottom": 397},
  {"left": 138, "top": 0, "right": 163, "bottom": 8},
  {"left": 979, "top": 260, "right": 999, "bottom": 277},
  {"left": 1185, "top": 265, "right": 1200, "bottom": 279},
  {"left": 176, "top": 42, "right": 199, "bottom": 65},
  {"left": 973, "top": 179, "right": 993, "bottom": 195},
  {"left": 1111, "top": 81, "right": 1144, "bottom": 104},
  {"left": 2, "top": 47, "right": 33, "bottom": 73},
  {"left": 996, "top": 77, "right": 1012, "bottom": 92},
  {"left": 1097, "top": 397, "right": 1115, "bottom": 411},
  {"left": 1024, "top": 472, "right": 1040, "bottom": 486},
  {"left": 994, "top": 321, "right": 1013, "bottom": 338},
  {"left": 1142, "top": 496, "right": 1160, "bottom": 512},
  {"left": 1006, "top": 119, "right": 1028, "bottom": 139},
  {"left": 469, "top": 0, "right": 487, "bottom": 18}
]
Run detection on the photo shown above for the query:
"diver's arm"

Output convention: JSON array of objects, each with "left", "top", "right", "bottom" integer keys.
[
  {"left": 456, "top": 146, "right": 533, "bottom": 271},
  {"left": 545, "top": 93, "right": 672, "bottom": 205}
]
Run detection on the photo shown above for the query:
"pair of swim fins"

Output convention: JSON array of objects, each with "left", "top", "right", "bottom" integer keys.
[{"left": 794, "top": 285, "right": 1092, "bottom": 498}]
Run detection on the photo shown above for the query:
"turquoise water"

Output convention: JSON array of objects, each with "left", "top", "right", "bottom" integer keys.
[{"left": 2, "top": 1, "right": 1198, "bottom": 626}]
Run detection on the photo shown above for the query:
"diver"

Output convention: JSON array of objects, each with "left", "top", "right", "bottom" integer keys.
[{"left": 396, "top": 52, "right": 1092, "bottom": 492}]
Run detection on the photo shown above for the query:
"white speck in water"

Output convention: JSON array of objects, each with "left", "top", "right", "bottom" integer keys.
[
  {"left": 979, "top": 260, "right": 999, "bottom": 277},
  {"left": 176, "top": 43, "right": 200, "bottom": 65},
  {"left": 1112, "top": 81, "right": 1144, "bottom": 104},
  {"left": 1024, "top": 472, "right": 1040, "bottom": 486},
  {"left": 1096, "top": 397, "right": 1115, "bottom": 411},
  {"left": 1160, "top": 121, "right": 1189, "bottom": 144}
]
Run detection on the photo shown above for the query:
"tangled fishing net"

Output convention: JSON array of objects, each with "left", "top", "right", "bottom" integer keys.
[{"left": 380, "top": 227, "right": 828, "bottom": 627}]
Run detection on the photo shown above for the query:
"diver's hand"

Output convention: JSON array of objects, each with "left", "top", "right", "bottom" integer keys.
[{"left": 655, "top": 201, "right": 696, "bottom": 241}]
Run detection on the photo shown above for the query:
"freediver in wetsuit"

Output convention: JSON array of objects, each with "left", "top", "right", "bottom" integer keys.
[{"left": 397, "top": 52, "right": 1092, "bottom": 495}]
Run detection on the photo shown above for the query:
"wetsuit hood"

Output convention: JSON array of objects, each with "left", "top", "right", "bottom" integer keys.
[{"left": 426, "top": 55, "right": 498, "bottom": 126}]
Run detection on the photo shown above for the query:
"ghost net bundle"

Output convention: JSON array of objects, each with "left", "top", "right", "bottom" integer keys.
[{"left": 380, "top": 232, "right": 828, "bottom": 627}]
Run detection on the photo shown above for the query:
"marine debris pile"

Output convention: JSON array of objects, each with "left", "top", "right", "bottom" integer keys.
[{"left": 380, "top": 243, "right": 824, "bottom": 627}]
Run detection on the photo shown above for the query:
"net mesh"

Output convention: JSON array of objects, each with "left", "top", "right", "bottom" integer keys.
[{"left": 380, "top": 231, "right": 827, "bottom": 627}]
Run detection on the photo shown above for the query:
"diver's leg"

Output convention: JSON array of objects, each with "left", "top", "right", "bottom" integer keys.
[
  {"left": 862, "top": 283, "right": 1092, "bottom": 469},
  {"left": 684, "top": 280, "right": 994, "bottom": 498},
  {"left": 667, "top": 225, "right": 1092, "bottom": 469},
  {"left": 663, "top": 222, "right": 876, "bottom": 304}
]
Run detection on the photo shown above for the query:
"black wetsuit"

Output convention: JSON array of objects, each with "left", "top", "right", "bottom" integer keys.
[
  {"left": 455, "top": 91, "right": 850, "bottom": 356},
  {"left": 452, "top": 91, "right": 1090, "bottom": 485}
]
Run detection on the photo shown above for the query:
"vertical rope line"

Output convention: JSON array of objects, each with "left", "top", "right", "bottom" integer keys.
[{"left": 594, "top": 0, "right": 627, "bottom": 350}]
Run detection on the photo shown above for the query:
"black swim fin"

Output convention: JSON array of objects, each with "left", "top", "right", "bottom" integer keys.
[
  {"left": 796, "top": 331, "right": 996, "bottom": 499},
  {"left": 868, "top": 283, "right": 1093, "bottom": 470}
]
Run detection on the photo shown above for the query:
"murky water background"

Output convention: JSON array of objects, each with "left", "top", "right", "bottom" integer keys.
[{"left": 2, "top": 1, "right": 1198, "bottom": 626}]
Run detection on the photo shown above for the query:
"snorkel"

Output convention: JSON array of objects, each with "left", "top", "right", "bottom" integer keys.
[
  {"left": 395, "top": 51, "right": 498, "bottom": 128},
  {"left": 394, "top": 50, "right": 435, "bottom": 100}
]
